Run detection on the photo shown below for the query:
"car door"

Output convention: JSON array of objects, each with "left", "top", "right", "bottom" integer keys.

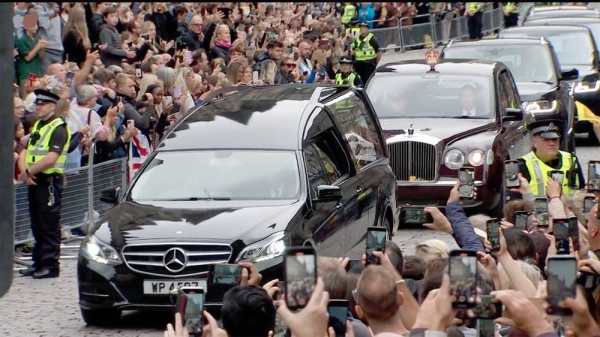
[
  {"left": 325, "top": 93, "right": 375, "bottom": 256},
  {"left": 499, "top": 70, "right": 529, "bottom": 159}
]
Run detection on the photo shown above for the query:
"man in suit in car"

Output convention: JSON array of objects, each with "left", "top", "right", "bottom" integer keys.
[{"left": 460, "top": 84, "right": 482, "bottom": 117}]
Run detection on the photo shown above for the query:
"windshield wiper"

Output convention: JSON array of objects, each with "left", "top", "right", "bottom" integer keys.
[
  {"left": 529, "top": 80, "right": 553, "bottom": 84},
  {"left": 153, "top": 196, "right": 232, "bottom": 201}
]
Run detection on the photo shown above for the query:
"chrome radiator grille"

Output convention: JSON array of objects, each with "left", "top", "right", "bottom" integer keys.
[
  {"left": 122, "top": 243, "right": 232, "bottom": 278},
  {"left": 388, "top": 141, "right": 438, "bottom": 181}
]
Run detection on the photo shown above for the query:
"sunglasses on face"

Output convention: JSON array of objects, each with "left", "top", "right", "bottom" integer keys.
[{"left": 284, "top": 63, "right": 296, "bottom": 68}]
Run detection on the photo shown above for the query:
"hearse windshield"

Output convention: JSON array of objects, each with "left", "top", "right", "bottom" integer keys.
[
  {"left": 367, "top": 73, "right": 494, "bottom": 119},
  {"left": 443, "top": 45, "right": 557, "bottom": 85},
  {"left": 130, "top": 150, "right": 301, "bottom": 202}
]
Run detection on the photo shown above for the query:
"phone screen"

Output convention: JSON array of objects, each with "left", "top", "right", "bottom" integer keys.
[
  {"left": 505, "top": 161, "right": 520, "bottom": 188},
  {"left": 578, "top": 272, "right": 599, "bottom": 290},
  {"left": 127, "top": 120, "right": 135, "bottom": 129},
  {"left": 475, "top": 295, "right": 502, "bottom": 319},
  {"left": 458, "top": 168, "right": 475, "bottom": 199},
  {"left": 477, "top": 320, "right": 496, "bottom": 337},
  {"left": 568, "top": 217, "right": 580, "bottom": 252},
  {"left": 252, "top": 71, "right": 259, "bottom": 83},
  {"left": 65, "top": 71, "right": 75, "bottom": 87},
  {"left": 588, "top": 161, "right": 600, "bottom": 192},
  {"left": 328, "top": 300, "right": 348, "bottom": 337},
  {"left": 553, "top": 218, "right": 570, "bottom": 254},
  {"left": 293, "top": 52, "right": 299, "bottom": 61},
  {"left": 174, "top": 85, "right": 183, "bottom": 99},
  {"left": 210, "top": 264, "right": 242, "bottom": 285},
  {"left": 534, "top": 198, "right": 549, "bottom": 228},
  {"left": 584, "top": 196, "right": 597, "bottom": 213},
  {"left": 486, "top": 219, "right": 500, "bottom": 251},
  {"left": 549, "top": 170, "right": 564, "bottom": 184},
  {"left": 182, "top": 290, "right": 204, "bottom": 336},
  {"left": 135, "top": 64, "right": 142, "bottom": 78},
  {"left": 546, "top": 257, "right": 577, "bottom": 316},
  {"left": 401, "top": 207, "right": 433, "bottom": 225},
  {"left": 183, "top": 50, "right": 193, "bottom": 64},
  {"left": 284, "top": 248, "right": 317, "bottom": 310},
  {"left": 515, "top": 211, "right": 529, "bottom": 230},
  {"left": 366, "top": 228, "right": 386, "bottom": 265},
  {"left": 449, "top": 251, "right": 477, "bottom": 308},
  {"left": 287, "top": 46, "right": 293, "bottom": 54}
]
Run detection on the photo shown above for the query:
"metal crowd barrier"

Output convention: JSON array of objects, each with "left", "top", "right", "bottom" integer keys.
[
  {"left": 14, "top": 143, "right": 128, "bottom": 247},
  {"left": 371, "top": 6, "right": 505, "bottom": 53}
]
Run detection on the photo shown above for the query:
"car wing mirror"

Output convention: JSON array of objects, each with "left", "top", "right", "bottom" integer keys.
[
  {"left": 314, "top": 185, "right": 343, "bottom": 203},
  {"left": 99, "top": 187, "right": 120, "bottom": 205},
  {"left": 502, "top": 108, "right": 523, "bottom": 122},
  {"left": 560, "top": 68, "right": 579, "bottom": 81}
]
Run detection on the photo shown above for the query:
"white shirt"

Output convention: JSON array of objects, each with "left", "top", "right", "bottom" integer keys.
[{"left": 462, "top": 108, "right": 476, "bottom": 117}]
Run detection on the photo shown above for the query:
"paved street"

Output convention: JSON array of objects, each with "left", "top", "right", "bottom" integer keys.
[{"left": 1, "top": 47, "right": 599, "bottom": 336}]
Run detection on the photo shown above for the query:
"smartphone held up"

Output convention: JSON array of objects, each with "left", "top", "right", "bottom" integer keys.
[
  {"left": 458, "top": 167, "right": 475, "bottom": 199},
  {"left": 366, "top": 227, "right": 386, "bottom": 265},
  {"left": 284, "top": 246, "right": 317, "bottom": 310},
  {"left": 175, "top": 287, "right": 205, "bottom": 337}
]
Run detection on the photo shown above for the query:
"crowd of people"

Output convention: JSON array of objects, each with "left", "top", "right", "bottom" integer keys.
[{"left": 163, "top": 176, "right": 600, "bottom": 337}]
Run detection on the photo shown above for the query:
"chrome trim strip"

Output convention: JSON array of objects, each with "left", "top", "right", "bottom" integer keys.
[
  {"left": 121, "top": 242, "right": 232, "bottom": 278},
  {"left": 386, "top": 133, "right": 442, "bottom": 146},
  {"left": 80, "top": 292, "right": 109, "bottom": 298},
  {"left": 397, "top": 180, "right": 484, "bottom": 187}
]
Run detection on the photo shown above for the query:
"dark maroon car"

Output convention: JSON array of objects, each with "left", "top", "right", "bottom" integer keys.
[{"left": 365, "top": 58, "right": 529, "bottom": 217}]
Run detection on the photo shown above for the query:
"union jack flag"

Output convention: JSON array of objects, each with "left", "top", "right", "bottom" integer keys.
[{"left": 128, "top": 133, "right": 153, "bottom": 182}]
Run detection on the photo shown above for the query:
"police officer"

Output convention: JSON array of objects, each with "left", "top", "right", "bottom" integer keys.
[
  {"left": 517, "top": 120, "right": 585, "bottom": 198},
  {"left": 502, "top": 2, "right": 520, "bottom": 28},
  {"left": 345, "top": 18, "right": 361, "bottom": 39},
  {"left": 18, "top": 89, "right": 70, "bottom": 279},
  {"left": 350, "top": 22, "right": 381, "bottom": 84},
  {"left": 465, "top": 2, "right": 484, "bottom": 40},
  {"left": 340, "top": 2, "right": 357, "bottom": 26},
  {"left": 335, "top": 56, "right": 363, "bottom": 87}
]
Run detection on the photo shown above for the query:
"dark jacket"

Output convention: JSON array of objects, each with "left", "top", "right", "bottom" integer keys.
[
  {"left": 446, "top": 201, "right": 486, "bottom": 253},
  {"left": 178, "top": 30, "right": 204, "bottom": 52},
  {"left": 176, "top": 21, "right": 188, "bottom": 37},
  {"left": 209, "top": 45, "right": 230, "bottom": 64},
  {"left": 83, "top": 2, "right": 104, "bottom": 46},
  {"left": 116, "top": 93, "right": 151, "bottom": 131},
  {"left": 144, "top": 12, "right": 178, "bottom": 42},
  {"left": 99, "top": 25, "right": 128, "bottom": 66},
  {"left": 62, "top": 29, "right": 87, "bottom": 67},
  {"left": 253, "top": 52, "right": 273, "bottom": 72}
]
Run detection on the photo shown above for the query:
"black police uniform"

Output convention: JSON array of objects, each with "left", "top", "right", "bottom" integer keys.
[
  {"left": 19, "top": 89, "right": 69, "bottom": 279},
  {"left": 335, "top": 56, "right": 364, "bottom": 87},
  {"left": 516, "top": 119, "right": 585, "bottom": 190}
]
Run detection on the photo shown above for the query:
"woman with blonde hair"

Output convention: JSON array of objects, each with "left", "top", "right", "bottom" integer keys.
[
  {"left": 156, "top": 66, "right": 195, "bottom": 115},
  {"left": 259, "top": 59, "right": 277, "bottom": 85},
  {"left": 414, "top": 239, "right": 450, "bottom": 264},
  {"left": 62, "top": 6, "right": 91, "bottom": 67},
  {"left": 226, "top": 60, "right": 246, "bottom": 85},
  {"left": 141, "top": 21, "right": 169, "bottom": 55},
  {"left": 209, "top": 24, "right": 232, "bottom": 64},
  {"left": 136, "top": 73, "right": 161, "bottom": 101}
]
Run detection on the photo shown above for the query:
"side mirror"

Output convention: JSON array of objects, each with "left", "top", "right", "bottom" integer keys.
[
  {"left": 314, "top": 185, "right": 343, "bottom": 203},
  {"left": 99, "top": 187, "right": 120, "bottom": 205},
  {"left": 502, "top": 108, "right": 523, "bottom": 122},
  {"left": 560, "top": 68, "right": 579, "bottom": 81}
]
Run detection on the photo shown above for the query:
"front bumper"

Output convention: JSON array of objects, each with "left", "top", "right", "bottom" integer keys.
[
  {"left": 77, "top": 255, "right": 284, "bottom": 311},
  {"left": 395, "top": 178, "right": 498, "bottom": 211}
]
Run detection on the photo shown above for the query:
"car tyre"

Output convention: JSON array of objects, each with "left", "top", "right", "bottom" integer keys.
[{"left": 80, "top": 307, "right": 122, "bottom": 327}]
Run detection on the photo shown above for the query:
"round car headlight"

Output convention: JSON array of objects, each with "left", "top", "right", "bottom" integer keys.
[
  {"left": 468, "top": 150, "right": 485, "bottom": 167},
  {"left": 444, "top": 149, "right": 465, "bottom": 170}
]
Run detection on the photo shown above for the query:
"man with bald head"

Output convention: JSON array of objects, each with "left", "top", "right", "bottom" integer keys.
[
  {"left": 355, "top": 265, "right": 410, "bottom": 336},
  {"left": 46, "top": 62, "right": 67, "bottom": 88},
  {"left": 179, "top": 14, "right": 205, "bottom": 52}
]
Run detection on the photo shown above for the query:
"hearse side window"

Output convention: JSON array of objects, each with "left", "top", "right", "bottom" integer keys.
[
  {"left": 326, "top": 93, "right": 383, "bottom": 171},
  {"left": 500, "top": 70, "right": 519, "bottom": 110},
  {"left": 304, "top": 144, "right": 341, "bottom": 195}
]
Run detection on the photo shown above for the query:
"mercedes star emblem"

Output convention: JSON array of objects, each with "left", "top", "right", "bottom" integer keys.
[{"left": 163, "top": 248, "right": 188, "bottom": 273}]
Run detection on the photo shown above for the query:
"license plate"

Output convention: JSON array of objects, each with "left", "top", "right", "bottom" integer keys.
[{"left": 143, "top": 280, "right": 207, "bottom": 295}]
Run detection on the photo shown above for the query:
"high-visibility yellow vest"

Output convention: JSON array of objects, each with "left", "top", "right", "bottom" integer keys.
[
  {"left": 341, "top": 5, "right": 356, "bottom": 24},
  {"left": 26, "top": 117, "right": 70, "bottom": 174},
  {"left": 346, "top": 27, "right": 360, "bottom": 37},
  {"left": 336, "top": 72, "right": 358, "bottom": 85},
  {"left": 468, "top": 2, "right": 480, "bottom": 11},
  {"left": 504, "top": 2, "right": 519, "bottom": 13},
  {"left": 351, "top": 33, "right": 376, "bottom": 62},
  {"left": 521, "top": 150, "right": 575, "bottom": 197}
]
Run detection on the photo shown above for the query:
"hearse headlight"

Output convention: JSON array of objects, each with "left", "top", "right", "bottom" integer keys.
[
  {"left": 468, "top": 150, "right": 485, "bottom": 167},
  {"left": 81, "top": 235, "right": 122, "bottom": 265},
  {"left": 522, "top": 100, "right": 558, "bottom": 113},
  {"left": 444, "top": 149, "right": 465, "bottom": 170},
  {"left": 236, "top": 232, "right": 288, "bottom": 263},
  {"left": 574, "top": 80, "right": 600, "bottom": 93}
]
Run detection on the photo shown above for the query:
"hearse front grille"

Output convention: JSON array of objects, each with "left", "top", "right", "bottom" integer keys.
[{"left": 388, "top": 141, "right": 438, "bottom": 181}]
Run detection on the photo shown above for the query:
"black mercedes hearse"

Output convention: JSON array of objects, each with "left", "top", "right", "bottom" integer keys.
[{"left": 77, "top": 85, "right": 398, "bottom": 326}]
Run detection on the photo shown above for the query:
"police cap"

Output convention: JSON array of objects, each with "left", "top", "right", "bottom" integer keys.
[
  {"left": 350, "top": 18, "right": 360, "bottom": 25},
  {"left": 340, "top": 56, "right": 354, "bottom": 64},
  {"left": 359, "top": 22, "right": 369, "bottom": 27},
  {"left": 33, "top": 89, "right": 60, "bottom": 105},
  {"left": 527, "top": 119, "right": 562, "bottom": 139}
]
